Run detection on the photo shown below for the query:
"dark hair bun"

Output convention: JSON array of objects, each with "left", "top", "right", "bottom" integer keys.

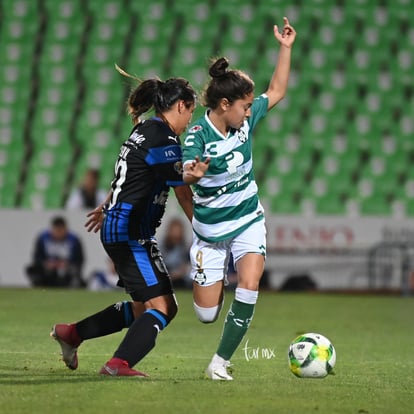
[{"left": 209, "top": 57, "right": 229, "bottom": 78}]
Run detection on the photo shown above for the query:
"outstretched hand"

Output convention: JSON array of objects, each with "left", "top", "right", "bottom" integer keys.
[
  {"left": 85, "top": 205, "right": 104, "bottom": 233},
  {"left": 274, "top": 17, "right": 296, "bottom": 48},
  {"left": 183, "top": 156, "right": 210, "bottom": 184}
]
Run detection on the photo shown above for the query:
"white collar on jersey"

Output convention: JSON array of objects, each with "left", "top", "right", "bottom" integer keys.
[{"left": 204, "top": 109, "right": 237, "bottom": 140}]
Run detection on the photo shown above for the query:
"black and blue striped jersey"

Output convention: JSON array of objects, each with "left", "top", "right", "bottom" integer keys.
[{"left": 101, "top": 117, "right": 185, "bottom": 243}]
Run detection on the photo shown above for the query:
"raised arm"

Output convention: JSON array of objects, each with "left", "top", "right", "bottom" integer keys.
[{"left": 265, "top": 17, "right": 297, "bottom": 110}]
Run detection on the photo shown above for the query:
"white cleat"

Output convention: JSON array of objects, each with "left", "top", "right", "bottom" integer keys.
[{"left": 206, "top": 354, "right": 233, "bottom": 381}]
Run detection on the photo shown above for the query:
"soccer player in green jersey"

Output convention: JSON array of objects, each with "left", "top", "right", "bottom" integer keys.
[{"left": 182, "top": 17, "right": 296, "bottom": 380}]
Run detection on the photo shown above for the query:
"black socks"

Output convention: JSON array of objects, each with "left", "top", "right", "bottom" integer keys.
[
  {"left": 75, "top": 301, "right": 134, "bottom": 340},
  {"left": 114, "top": 309, "right": 169, "bottom": 367}
]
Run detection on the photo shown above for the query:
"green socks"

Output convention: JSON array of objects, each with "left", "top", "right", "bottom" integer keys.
[{"left": 216, "top": 299, "right": 255, "bottom": 361}]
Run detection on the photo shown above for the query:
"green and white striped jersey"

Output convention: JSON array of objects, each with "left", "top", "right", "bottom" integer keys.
[{"left": 182, "top": 93, "right": 269, "bottom": 242}]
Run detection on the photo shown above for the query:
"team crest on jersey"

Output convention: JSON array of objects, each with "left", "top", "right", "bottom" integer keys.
[
  {"left": 194, "top": 270, "right": 207, "bottom": 285},
  {"left": 189, "top": 125, "right": 203, "bottom": 133},
  {"left": 174, "top": 161, "right": 183, "bottom": 174},
  {"left": 236, "top": 129, "right": 247, "bottom": 143}
]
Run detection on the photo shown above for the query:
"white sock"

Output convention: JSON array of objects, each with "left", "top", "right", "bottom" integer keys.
[{"left": 235, "top": 287, "right": 258, "bottom": 304}]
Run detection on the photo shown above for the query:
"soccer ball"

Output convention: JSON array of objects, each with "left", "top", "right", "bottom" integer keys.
[{"left": 288, "top": 332, "right": 336, "bottom": 378}]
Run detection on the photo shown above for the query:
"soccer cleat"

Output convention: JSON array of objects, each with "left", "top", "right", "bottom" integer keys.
[
  {"left": 99, "top": 358, "right": 149, "bottom": 377},
  {"left": 206, "top": 354, "right": 233, "bottom": 380},
  {"left": 50, "top": 323, "right": 82, "bottom": 370}
]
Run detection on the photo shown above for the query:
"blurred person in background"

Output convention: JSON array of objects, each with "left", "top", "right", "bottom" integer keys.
[
  {"left": 159, "top": 217, "right": 191, "bottom": 289},
  {"left": 65, "top": 168, "right": 107, "bottom": 210},
  {"left": 88, "top": 257, "right": 120, "bottom": 291},
  {"left": 26, "top": 216, "right": 85, "bottom": 288}
]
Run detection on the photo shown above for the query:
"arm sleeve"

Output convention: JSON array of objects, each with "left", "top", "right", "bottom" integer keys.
[
  {"left": 182, "top": 127, "right": 205, "bottom": 164},
  {"left": 248, "top": 94, "right": 269, "bottom": 131},
  {"left": 145, "top": 144, "right": 185, "bottom": 186}
]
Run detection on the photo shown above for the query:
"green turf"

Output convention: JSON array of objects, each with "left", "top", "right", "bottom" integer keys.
[{"left": 0, "top": 288, "right": 413, "bottom": 414}]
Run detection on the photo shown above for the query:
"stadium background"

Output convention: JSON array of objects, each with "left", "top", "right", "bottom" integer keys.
[{"left": 0, "top": 0, "right": 413, "bottom": 292}]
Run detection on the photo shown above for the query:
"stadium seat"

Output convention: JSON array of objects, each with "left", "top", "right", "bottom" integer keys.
[
  {"left": 1, "top": 0, "right": 413, "bottom": 214},
  {"left": 313, "top": 193, "right": 347, "bottom": 216},
  {"left": 270, "top": 192, "right": 302, "bottom": 215},
  {"left": 21, "top": 156, "right": 70, "bottom": 209},
  {"left": 359, "top": 194, "right": 392, "bottom": 216},
  {"left": 0, "top": 137, "right": 24, "bottom": 207}
]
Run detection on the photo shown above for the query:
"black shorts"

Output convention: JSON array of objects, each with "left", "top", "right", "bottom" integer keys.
[{"left": 103, "top": 239, "right": 174, "bottom": 302}]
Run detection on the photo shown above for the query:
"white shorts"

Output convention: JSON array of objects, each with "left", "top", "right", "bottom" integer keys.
[{"left": 189, "top": 219, "right": 267, "bottom": 286}]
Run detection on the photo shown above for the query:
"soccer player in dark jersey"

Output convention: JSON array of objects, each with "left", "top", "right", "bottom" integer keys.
[{"left": 50, "top": 71, "right": 205, "bottom": 377}]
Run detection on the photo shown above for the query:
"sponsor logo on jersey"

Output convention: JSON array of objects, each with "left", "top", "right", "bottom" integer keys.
[
  {"left": 168, "top": 135, "right": 178, "bottom": 143},
  {"left": 153, "top": 190, "right": 169, "bottom": 206},
  {"left": 164, "top": 149, "right": 178, "bottom": 158},
  {"left": 130, "top": 131, "right": 146, "bottom": 145},
  {"left": 189, "top": 125, "right": 203, "bottom": 133}
]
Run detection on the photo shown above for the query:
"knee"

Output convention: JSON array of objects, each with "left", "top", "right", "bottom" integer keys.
[
  {"left": 144, "top": 295, "right": 178, "bottom": 326},
  {"left": 147, "top": 300, "right": 178, "bottom": 329},
  {"left": 193, "top": 302, "right": 223, "bottom": 323},
  {"left": 156, "top": 299, "right": 178, "bottom": 323},
  {"left": 238, "top": 280, "right": 261, "bottom": 292},
  {"left": 168, "top": 301, "right": 178, "bottom": 320},
  {"left": 162, "top": 296, "right": 178, "bottom": 322}
]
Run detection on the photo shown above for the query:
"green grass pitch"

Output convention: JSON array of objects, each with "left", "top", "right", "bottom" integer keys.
[{"left": 0, "top": 288, "right": 413, "bottom": 414}]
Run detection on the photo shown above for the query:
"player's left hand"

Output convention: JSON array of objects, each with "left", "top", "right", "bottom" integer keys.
[
  {"left": 274, "top": 17, "right": 296, "bottom": 48},
  {"left": 184, "top": 156, "right": 210, "bottom": 183},
  {"left": 85, "top": 205, "right": 104, "bottom": 233}
]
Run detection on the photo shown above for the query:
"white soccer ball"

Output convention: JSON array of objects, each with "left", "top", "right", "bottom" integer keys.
[{"left": 288, "top": 332, "right": 336, "bottom": 378}]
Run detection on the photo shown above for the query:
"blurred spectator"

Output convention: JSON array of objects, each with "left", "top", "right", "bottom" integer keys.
[
  {"left": 159, "top": 217, "right": 191, "bottom": 289},
  {"left": 65, "top": 168, "right": 107, "bottom": 210},
  {"left": 88, "top": 257, "right": 121, "bottom": 291},
  {"left": 26, "top": 216, "right": 85, "bottom": 287}
]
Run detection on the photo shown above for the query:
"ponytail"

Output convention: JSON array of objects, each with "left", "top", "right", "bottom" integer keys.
[
  {"left": 116, "top": 65, "right": 196, "bottom": 124},
  {"left": 128, "top": 78, "right": 163, "bottom": 124}
]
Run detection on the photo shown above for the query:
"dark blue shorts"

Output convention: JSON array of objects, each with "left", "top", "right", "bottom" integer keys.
[{"left": 102, "top": 239, "right": 174, "bottom": 302}]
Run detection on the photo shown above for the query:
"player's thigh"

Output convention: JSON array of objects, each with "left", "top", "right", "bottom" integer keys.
[
  {"left": 236, "top": 253, "right": 265, "bottom": 291},
  {"left": 232, "top": 219, "right": 266, "bottom": 290},
  {"left": 189, "top": 234, "right": 228, "bottom": 306},
  {"left": 189, "top": 235, "right": 229, "bottom": 286},
  {"left": 103, "top": 240, "right": 174, "bottom": 303}
]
